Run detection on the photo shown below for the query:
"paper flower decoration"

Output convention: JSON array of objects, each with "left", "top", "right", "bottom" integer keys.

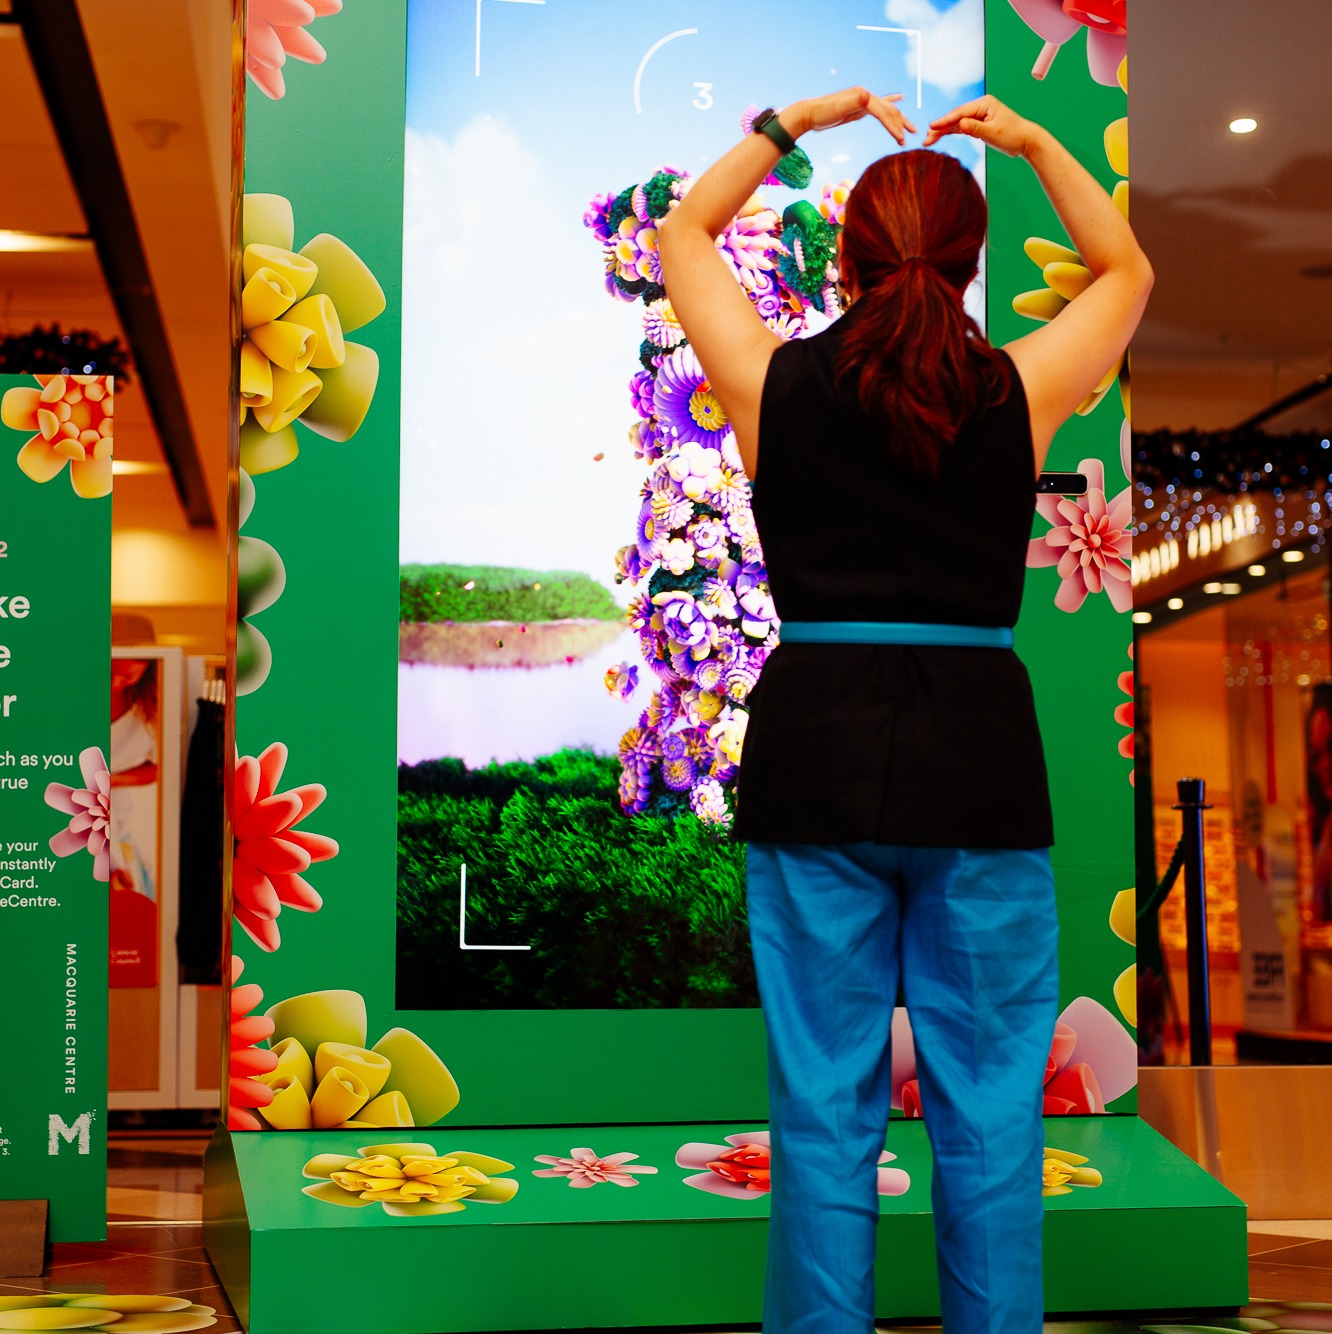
[
  {"left": 1, "top": 373, "right": 112, "bottom": 498},
  {"left": 1116, "top": 644, "right": 1134, "bottom": 783},
  {"left": 1028, "top": 457, "right": 1132, "bottom": 614},
  {"left": 44, "top": 747, "right": 111, "bottom": 881},
  {"left": 604, "top": 661, "right": 638, "bottom": 701},
  {"left": 675, "top": 1131, "right": 909, "bottom": 1200},
  {"left": 233, "top": 741, "right": 338, "bottom": 951},
  {"left": 302, "top": 1142, "right": 517, "bottom": 1217},
  {"left": 236, "top": 470, "right": 285, "bottom": 697},
  {"left": 894, "top": 996, "right": 1137, "bottom": 1117},
  {"left": 246, "top": 0, "right": 343, "bottom": 101},
  {"left": 229, "top": 955, "right": 279, "bottom": 1131},
  {"left": 586, "top": 159, "right": 851, "bottom": 827},
  {"left": 1109, "top": 887, "right": 1137, "bottom": 1026},
  {"left": 1007, "top": 0, "right": 1126, "bottom": 85},
  {"left": 1043, "top": 1147, "right": 1103, "bottom": 1197},
  {"left": 0, "top": 1296, "right": 217, "bottom": 1332},
  {"left": 239, "top": 192, "right": 385, "bottom": 474},
  {"left": 254, "top": 988, "right": 460, "bottom": 1130},
  {"left": 532, "top": 1147, "right": 659, "bottom": 1188}
]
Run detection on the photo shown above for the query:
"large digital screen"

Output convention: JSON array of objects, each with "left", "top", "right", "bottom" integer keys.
[{"left": 396, "top": 0, "right": 984, "bottom": 1011}]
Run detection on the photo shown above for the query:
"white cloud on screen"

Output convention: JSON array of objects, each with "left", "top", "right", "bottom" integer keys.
[
  {"left": 884, "top": 0, "right": 984, "bottom": 97},
  {"left": 400, "top": 120, "right": 646, "bottom": 580}
]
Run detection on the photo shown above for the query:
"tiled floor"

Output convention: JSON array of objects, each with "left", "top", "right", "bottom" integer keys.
[{"left": 2, "top": 1134, "right": 1330, "bottom": 1333}]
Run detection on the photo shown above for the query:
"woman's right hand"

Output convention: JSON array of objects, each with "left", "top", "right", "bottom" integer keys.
[{"left": 922, "top": 94, "right": 1039, "bottom": 158}]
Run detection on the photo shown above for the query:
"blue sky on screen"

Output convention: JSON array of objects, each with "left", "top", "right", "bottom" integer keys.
[{"left": 400, "top": 0, "right": 984, "bottom": 575}]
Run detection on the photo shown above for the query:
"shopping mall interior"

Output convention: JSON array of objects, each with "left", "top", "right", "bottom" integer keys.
[{"left": 2, "top": 0, "right": 1331, "bottom": 1331}]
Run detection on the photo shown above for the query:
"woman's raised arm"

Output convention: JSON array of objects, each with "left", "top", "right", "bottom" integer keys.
[
  {"left": 659, "top": 88, "right": 913, "bottom": 477},
  {"left": 925, "top": 95, "right": 1152, "bottom": 470}
]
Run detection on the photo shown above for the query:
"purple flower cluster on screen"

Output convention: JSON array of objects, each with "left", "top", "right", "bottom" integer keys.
[{"left": 585, "top": 165, "right": 841, "bottom": 830}]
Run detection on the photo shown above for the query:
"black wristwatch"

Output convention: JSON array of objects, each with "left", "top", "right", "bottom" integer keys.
[{"left": 752, "top": 107, "right": 798, "bottom": 157}]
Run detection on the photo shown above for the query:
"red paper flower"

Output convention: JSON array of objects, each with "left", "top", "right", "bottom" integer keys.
[
  {"left": 1116, "top": 645, "right": 1134, "bottom": 784},
  {"left": 246, "top": 0, "right": 343, "bottom": 101},
  {"left": 233, "top": 742, "right": 338, "bottom": 951},
  {"left": 229, "top": 955, "right": 278, "bottom": 1131}
]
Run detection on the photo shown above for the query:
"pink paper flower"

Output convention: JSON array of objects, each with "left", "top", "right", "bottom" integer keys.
[
  {"left": 1, "top": 374, "right": 113, "bottom": 499},
  {"left": 233, "top": 742, "right": 339, "bottom": 952},
  {"left": 44, "top": 746, "right": 111, "bottom": 881},
  {"left": 1007, "top": 0, "right": 1126, "bottom": 86},
  {"left": 229, "top": 955, "right": 278, "bottom": 1131},
  {"left": 532, "top": 1148, "right": 659, "bottom": 1188},
  {"left": 246, "top": 0, "right": 343, "bottom": 101},
  {"left": 675, "top": 1131, "right": 910, "bottom": 1200},
  {"left": 1028, "top": 457, "right": 1132, "bottom": 613},
  {"left": 894, "top": 996, "right": 1137, "bottom": 1118}
]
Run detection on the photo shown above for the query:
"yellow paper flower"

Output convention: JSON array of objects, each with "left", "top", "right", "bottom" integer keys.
[
  {"left": 239, "top": 193, "right": 386, "bottom": 473},
  {"left": 1109, "top": 887, "right": 1137, "bottom": 1026},
  {"left": 252, "top": 989, "right": 460, "bottom": 1130},
  {"left": 303, "top": 1141, "right": 520, "bottom": 1217},
  {"left": 1, "top": 374, "right": 113, "bottom": 497},
  {"left": 1043, "top": 1147, "right": 1104, "bottom": 1197},
  {"left": 0, "top": 1294, "right": 216, "bottom": 1332}
]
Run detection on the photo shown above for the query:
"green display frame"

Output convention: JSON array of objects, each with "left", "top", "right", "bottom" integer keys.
[{"left": 209, "top": 0, "right": 1249, "bottom": 1325}]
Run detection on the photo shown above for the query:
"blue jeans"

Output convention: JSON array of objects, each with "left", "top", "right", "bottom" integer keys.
[{"left": 746, "top": 842, "right": 1059, "bottom": 1334}]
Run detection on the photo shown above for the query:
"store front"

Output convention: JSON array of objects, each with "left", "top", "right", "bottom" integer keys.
[{"left": 1134, "top": 411, "right": 1332, "bottom": 1059}]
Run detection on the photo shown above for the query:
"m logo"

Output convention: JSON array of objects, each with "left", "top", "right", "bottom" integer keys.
[{"left": 48, "top": 1112, "right": 92, "bottom": 1155}]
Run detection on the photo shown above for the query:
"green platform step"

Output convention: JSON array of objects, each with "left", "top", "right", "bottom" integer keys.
[{"left": 204, "top": 1116, "right": 1247, "bottom": 1333}]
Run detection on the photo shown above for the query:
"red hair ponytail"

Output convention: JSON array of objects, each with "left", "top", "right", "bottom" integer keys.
[{"left": 836, "top": 150, "right": 1010, "bottom": 478}]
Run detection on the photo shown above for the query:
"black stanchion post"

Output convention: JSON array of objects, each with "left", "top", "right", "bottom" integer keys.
[{"left": 1174, "top": 776, "right": 1213, "bottom": 1066}]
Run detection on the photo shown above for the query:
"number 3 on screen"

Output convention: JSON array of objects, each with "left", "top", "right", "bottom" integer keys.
[{"left": 692, "top": 81, "right": 714, "bottom": 110}]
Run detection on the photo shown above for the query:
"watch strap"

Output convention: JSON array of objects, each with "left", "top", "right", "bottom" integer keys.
[{"left": 753, "top": 108, "right": 798, "bottom": 157}]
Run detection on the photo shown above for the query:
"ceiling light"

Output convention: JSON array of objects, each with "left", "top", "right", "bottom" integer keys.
[
  {"left": 1131, "top": 611, "right": 1152, "bottom": 624},
  {"left": 1282, "top": 549, "right": 1305, "bottom": 563},
  {"left": 1298, "top": 675, "right": 1312, "bottom": 687},
  {"left": 1229, "top": 117, "right": 1258, "bottom": 134},
  {"left": 0, "top": 230, "right": 94, "bottom": 254},
  {"left": 1222, "top": 583, "right": 1242, "bottom": 594},
  {"left": 1167, "top": 597, "right": 1184, "bottom": 610},
  {"left": 1247, "top": 564, "right": 1266, "bottom": 576},
  {"left": 1203, "top": 582, "right": 1224, "bottom": 593},
  {"left": 111, "top": 461, "right": 169, "bottom": 476}
]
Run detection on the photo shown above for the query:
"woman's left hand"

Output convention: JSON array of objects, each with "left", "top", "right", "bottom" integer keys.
[{"left": 786, "top": 87, "right": 917, "bottom": 145}]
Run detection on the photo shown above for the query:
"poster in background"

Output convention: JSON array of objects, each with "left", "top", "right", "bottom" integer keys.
[
  {"left": 109, "top": 652, "right": 162, "bottom": 987},
  {"left": 0, "top": 372, "right": 112, "bottom": 1241}
]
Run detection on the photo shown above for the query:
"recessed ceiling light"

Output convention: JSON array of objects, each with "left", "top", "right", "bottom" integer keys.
[
  {"left": 0, "top": 230, "right": 94, "bottom": 254},
  {"left": 1203, "top": 581, "right": 1224, "bottom": 593},
  {"left": 1131, "top": 611, "right": 1153, "bottom": 624},
  {"left": 1298, "top": 674, "right": 1312, "bottom": 687},
  {"left": 1167, "top": 597, "right": 1184, "bottom": 610},
  {"left": 1247, "top": 564, "right": 1266, "bottom": 576},
  {"left": 1222, "top": 583, "right": 1242, "bottom": 595},
  {"left": 1229, "top": 117, "right": 1258, "bottom": 134},
  {"left": 1282, "top": 549, "right": 1305, "bottom": 563},
  {"left": 111, "top": 461, "right": 169, "bottom": 476}
]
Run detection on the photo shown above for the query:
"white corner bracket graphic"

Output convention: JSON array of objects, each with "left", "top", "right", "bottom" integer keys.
[
  {"left": 475, "top": 0, "right": 547, "bottom": 78},
  {"left": 458, "top": 862, "right": 532, "bottom": 951},
  {"left": 855, "top": 25, "right": 924, "bottom": 109}
]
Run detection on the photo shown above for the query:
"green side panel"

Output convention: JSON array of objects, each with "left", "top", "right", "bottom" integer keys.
[
  {"left": 203, "top": 1130, "right": 252, "bottom": 1331},
  {"left": 206, "top": 1117, "right": 1245, "bottom": 1332},
  {"left": 985, "top": 0, "right": 1138, "bottom": 1108},
  {"left": 0, "top": 373, "right": 111, "bottom": 1241}
]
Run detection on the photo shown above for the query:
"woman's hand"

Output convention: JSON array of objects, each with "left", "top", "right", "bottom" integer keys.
[
  {"left": 785, "top": 87, "right": 917, "bottom": 146},
  {"left": 923, "top": 94, "right": 1040, "bottom": 157}
]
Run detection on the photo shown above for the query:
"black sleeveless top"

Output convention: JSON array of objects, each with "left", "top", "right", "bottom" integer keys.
[{"left": 734, "top": 310, "right": 1054, "bottom": 848}]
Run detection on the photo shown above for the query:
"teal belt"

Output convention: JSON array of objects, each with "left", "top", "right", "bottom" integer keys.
[{"left": 779, "top": 621, "right": 1014, "bottom": 649}]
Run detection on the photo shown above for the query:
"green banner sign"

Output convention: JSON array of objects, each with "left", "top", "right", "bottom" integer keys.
[{"left": 0, "top": 372, "right": 112, "bottom": 1242}]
